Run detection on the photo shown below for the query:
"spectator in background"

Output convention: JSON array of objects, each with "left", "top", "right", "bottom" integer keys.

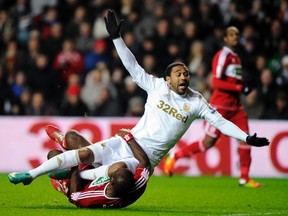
[
  {"left": 56, "top": 0, "right": 80, "bottom": 25},
  {"left": 122, "top": 31, "right": 139, "bottom": 56},
  {"left": 121, "top": 8, "right": 141, "bottom": 33},
  {"left": 240, "top": 24, "right": 260, "bottom": 74},
  {"left": 110, "top": 67, "right": 127, "bottom": 114},
  {"left": 19, "top": 33, "right": 41, "bottom": 72},
  {"left": 197, "top": 0, "right": 222, "bottom": 39},
  {"left": 267, "top": 37, "right": 288, "bottom": 76},
  {"left": 0, "top": 67, "right": 17, "bottom": 115},
  {"left": 43, "top": 22, "right": 64, "bottom": 65},
  {"left": 241, "top": 89, "right": 264, "bottom": 119},
  {"left": 26, "top": 91, "right": 55, "bottom": 115},
  {"left": 141, "top": 54, "right": 158, "bottom": 77},
  {"left": 126, "top": 96, "right": 144, "bottom": 117},
  {"left": 164, "top": 41, "right": 184, "bottom": 73},
  {"left": 134, "top": 2, "right": 165, "bottom": 43},
  {"left": 248, "top": 0, "right": 266, "bottom": 35},
  {"left": 80, "top": 66, "right": 112, "bottom": 113},
  {"left": 0, "top": 9, "right": 15, "bottom": 55},
  {"left": 257, "top": 68, "right": 277, "bottom": 110},
  {"left": 261, "top": 90, "right": 288, "bottom": 119},
  {"left": 254, "top": 54, "right": 267, "bottom": 78},
  {"left": 18, "top": 87, "right": 31, "bottom": 115},
  {"left": 30, "top": 0, "right": 57, "bottom": 19},
  {"left": 276, "top": 55, "right": 288, "bottom": 90},
  {"left": 152, "top": 18, "right": 172, "bottom": 69},
  {"left": 53, "top": 39, "right": 85, "bottom": 85},
  {"left": 189, "top": 63, "right": 211, "bottom": 100},
  {"left": 180, "top": 21, "right": 199, "bottom": 58},
  {"left": 60, "top": 84, "right": 89, "bottom": 116},
  {"left": 92, "top": 9, "right": 109, "bottom": 40},
  {"left": 65, "top": 5, "right": 88, "bottom": 39},
  {"left": 10, "top": 70, "right": 27, "bottom": 99},
  {"left": 187, "top": 40, "right": 206, "bottom": 75},
  {"left": 2, "top": 40, "right": 20, "bottom": 84},
  {"left": 278, "top": 0, "right": 288, "bottom": 24},
  {"left": 120, "top": 75, "right": 147, "bottom": 116},
  {"left": 84, "top": 39, "right": 111, "bottom": 74},
  {"left": 27, "top": 54, "right": 60, "bottom": 105},
  {"left": 76, "top": 21, "right": 94, "bottom": 55},
  {"left": 37, "top": 6, "right": 59, "bottom": 40},
  {"left": 67, "top": 73, "right": 81, "bottom": 88},
  {"left": 265, "top": 19, "right": 285, "bottom": 58},
  {"left": 9, "top": 0, "right": 31, "bottom": 47},
  {"left": 93, "top": 85, "right": 122, "bottom": 116},
  {"left": 137, "top": 36, "right": 156, "bottom": 62},
  {"left": 204, "top": 25, "right": 225, "bottom": 66}
]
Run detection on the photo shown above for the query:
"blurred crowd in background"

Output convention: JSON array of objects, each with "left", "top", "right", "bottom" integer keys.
[{"left": 0, "top": 0, "right": 288, "bottom": 119}]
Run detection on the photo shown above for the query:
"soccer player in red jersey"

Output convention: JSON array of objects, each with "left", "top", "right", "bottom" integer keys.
[
  {"left": 164, "top": 26, "right": 261, "bottom": 188},
  {"left": 47, "top": 126, "right": 150, "bottom": 208}
]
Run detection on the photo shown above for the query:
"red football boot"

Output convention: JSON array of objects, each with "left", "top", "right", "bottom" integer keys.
[
  {"left": 45, "top": 125, "right": 68, "bottom": 150},
  {"left": 50, "top": 179, "right": 70, "bottom": 195}
]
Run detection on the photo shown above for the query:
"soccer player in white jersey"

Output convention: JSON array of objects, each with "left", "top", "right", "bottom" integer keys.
[
  {"left": 164, "top": 26, "right": 262, "bottom": 188},
  {"left": 8, "top": 10, "right": 269, "bottom": 191}
]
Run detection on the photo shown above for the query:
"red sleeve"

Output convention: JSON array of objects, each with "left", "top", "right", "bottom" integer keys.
[
  {"left": 120, "top": 166, "right": 150, "bottom": 208},
  {"left": 212, "top": 50, "right": 243, "bottom": 92},
  {"left": 212, "top": 78, "right": 243, "bottom": 92}
]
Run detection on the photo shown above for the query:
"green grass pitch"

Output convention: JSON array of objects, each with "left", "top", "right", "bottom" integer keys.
[{"left": 1, "top": 173, "right": 287, "bottom": 216}]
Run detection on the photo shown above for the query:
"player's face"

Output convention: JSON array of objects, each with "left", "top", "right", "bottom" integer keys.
[
  {"left": 224, "top": 27, "right": 239, "bottom": 49},
  {"left": 166, "top": 65, "right": 190, "bottom": 95}
]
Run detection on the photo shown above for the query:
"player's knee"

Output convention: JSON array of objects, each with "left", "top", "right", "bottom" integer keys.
[
  {"left": 78, "top": 148, "right": 94, "bottom": 164},
  {"left": 203, "top": 136, "right": 217, "bottom": 149},
  {"left": 65, "top": 130, "right": 79, "bottom": 143},
  {"left": 47, "top": 149, "right": 63, "bottom": 159}
]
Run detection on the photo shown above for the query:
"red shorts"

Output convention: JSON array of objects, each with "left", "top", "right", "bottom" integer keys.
[{"left": 204, "top": 106, "right": 249, "bottom": 138}]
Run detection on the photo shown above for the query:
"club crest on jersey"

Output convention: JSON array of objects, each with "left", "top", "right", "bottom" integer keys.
[
  {"left": 101, "top": 142, "right": 107, "bottom": 149},
  {"left": 157, "top": 100, "right": 189, "bottom": 123},
  {"left": 89, "top": 176, "right": 110, "bottom": 188},
  {"left": 183, "top": 103, "right": 190, "bottom": 112}
]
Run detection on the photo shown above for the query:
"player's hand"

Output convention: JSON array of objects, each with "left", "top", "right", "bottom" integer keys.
[
  {"left": 242, "top": 80, "right": 257, "bottom": 95},
  {"left": 246, "top": 133, "right": 270, "bottom": 147},
  {"left": 242, "top": 83, "right": 253, "bottom": 95},
  {"left": 104, "top": 9, "right": 123, "bottom": 39},
  {"left": 117, "top": 128, "right": 131, "bottom": 137}
]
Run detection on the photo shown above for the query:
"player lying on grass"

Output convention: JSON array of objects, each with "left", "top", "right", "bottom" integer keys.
[
  {"left": 47, "top": 126, "right": 150, "bottom": 208},
  {"left": 8, "top": 10, "right": 269, "bottom": 190},
  {"left": 11, "top": 126, "right": 150, "bottom": 209}
]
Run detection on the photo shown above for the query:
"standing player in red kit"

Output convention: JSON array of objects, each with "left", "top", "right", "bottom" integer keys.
[{"left": 164, "top": 26, "right": 260, "bottom": 188}]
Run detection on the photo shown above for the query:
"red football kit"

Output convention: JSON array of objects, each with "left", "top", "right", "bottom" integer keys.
[
  {"left": 206, "top": 46, "right": 249, "bottom": 137},
  {"left": 51, "top": 166, "right": 150, "bottom": 208}
]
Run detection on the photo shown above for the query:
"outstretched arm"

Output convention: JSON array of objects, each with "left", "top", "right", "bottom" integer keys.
[
  {"left": 199, "top": 99, "right": 270, "bottom": 147},
  {"left": 104, "top": 10, "right": 154, "bottom": 91},
  {"left": 211, "top": 116, "right": 269, "bottom": 147}
]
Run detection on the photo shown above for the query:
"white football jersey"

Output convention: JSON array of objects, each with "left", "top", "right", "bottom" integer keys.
[{"left": 113, "top": 38, "right": 248, "bottom": 168}]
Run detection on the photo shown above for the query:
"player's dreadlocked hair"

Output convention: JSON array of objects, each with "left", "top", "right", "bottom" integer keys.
[
  {"left": 164, "top": 62, "right": 188, "bottom": 79},
  {"left": 112, "top": 168, "right": 134, "bottom": 197}
]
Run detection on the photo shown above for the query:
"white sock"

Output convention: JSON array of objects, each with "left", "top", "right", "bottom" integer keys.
[
  {"left": 29, "top": 150, "right": 81, "bottom": 178},
  {"left": 79, "top": 165, "right": 109, "bottom": 180}
]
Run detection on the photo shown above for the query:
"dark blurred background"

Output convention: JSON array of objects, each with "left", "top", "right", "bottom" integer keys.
[{"left": 0, "top": 0, "right": 287, "bottom": 119}]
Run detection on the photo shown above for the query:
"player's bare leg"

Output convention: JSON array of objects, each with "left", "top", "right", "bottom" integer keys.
[{"left": 164, "top": 135, "right": 216, "bottom": 176}]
